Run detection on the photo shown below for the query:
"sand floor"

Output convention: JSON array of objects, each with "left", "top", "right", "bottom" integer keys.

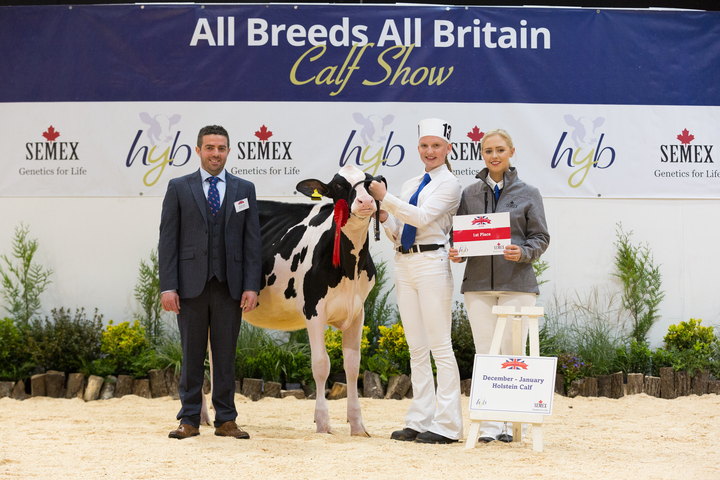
[{"left": 1, "top": 392, "right": 718, "bottom": 479}]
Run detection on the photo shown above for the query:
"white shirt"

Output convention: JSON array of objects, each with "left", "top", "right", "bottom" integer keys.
[
  {"left": 199, "top": 167, "right": 227, "bottom": 205},
  {"left": 381, "top": 165, "right": 462, "bottom": 247},
  {"left": 486, "top": 174, "right": 504, "bottom": 191}
]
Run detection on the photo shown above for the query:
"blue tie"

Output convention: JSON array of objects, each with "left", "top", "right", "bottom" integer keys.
[
  {"left": 401, "top": 173, "right": 432, "bottom": 250},
  {"left": 494, "top": 184, "right": 500, "bottom": 202},
  {"left": 208, "top": 176, "right": 220, "bottom": 217}
]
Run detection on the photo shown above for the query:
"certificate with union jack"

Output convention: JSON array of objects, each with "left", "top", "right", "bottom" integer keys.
[{"left": 453, "top": 212, "right": 511, "bottom": 257}]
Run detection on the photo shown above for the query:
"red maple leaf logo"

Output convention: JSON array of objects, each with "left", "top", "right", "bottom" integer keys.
[
  {"left": 677, "top": 129, "right": 694, "bottom": 145},
  {"left": 254, "top": 125, "right": 273, "bottom": 142},
  {"left": 42, "top": 126, "right": 60, "bottom": 142},
  {"left": 467, "top": 126, "right": 484, "bottom": 143},
  {"left": 538, "top": 400, "right": 543, "bottom": 404}
]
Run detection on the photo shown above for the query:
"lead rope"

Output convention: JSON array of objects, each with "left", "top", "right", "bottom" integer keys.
[
  {"left": 371, "top": 175, "right": 386, "bottom": 241},
  {"left": 350, "top": 175, "right": 386, "bottom": 242}
]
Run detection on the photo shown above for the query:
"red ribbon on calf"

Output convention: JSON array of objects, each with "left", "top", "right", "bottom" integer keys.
[{"left": 333, "top": 199, "right": 349, "bottom": 267}]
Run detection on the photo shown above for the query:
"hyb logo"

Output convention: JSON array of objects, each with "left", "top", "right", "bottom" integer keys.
[
  {"left": 660, "top": 129, "right": 713, "bottom": 164},
  {"left": 472, "top": 216, "right": 491, "bottom": 226},
  {"left": 474, "top": 398, "right": 488, "bottom": 407},
  {"left": 339, "top": 113, "right": 405, "bottom": 176},
  {"left": 501, "top": 358, "right": 528, "bottom": 370},
  {"left": 26, "top": 126, "right": 80, "bottom": 161},
  {"left": 126, "top": 113, "right": 192, "bottom": 187},
  {"left": 550, "top": 115, "right": 616, "bottom": 188}
]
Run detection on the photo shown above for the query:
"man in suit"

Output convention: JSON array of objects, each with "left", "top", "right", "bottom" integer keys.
[{"left": 159, "top": 124, "right": 261, "bottom": 440}]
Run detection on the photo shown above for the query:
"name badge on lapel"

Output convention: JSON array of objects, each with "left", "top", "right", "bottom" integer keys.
[{"left": 234, "top": 199, "right": 249, "bottom": 213}]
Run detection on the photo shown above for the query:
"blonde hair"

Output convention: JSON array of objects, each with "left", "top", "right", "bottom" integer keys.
[{"left": 481, "top": 129, "right": 514, "bottom": 150}]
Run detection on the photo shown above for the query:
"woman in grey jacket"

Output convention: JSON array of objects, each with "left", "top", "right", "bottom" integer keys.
[{"left": 449, "top": 128, "right": 550, "bottom": 443}]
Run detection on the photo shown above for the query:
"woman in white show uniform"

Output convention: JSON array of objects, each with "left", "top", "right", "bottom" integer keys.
[
  {"left": 449, "top": 128, "right": 550, "bottom": 443},
  {"left": 368, "top": 118, "right": 463, "bottom": 444}
]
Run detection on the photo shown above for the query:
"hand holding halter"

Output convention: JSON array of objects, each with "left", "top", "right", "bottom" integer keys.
[{"left": 352, "top": 175, "right": 387, "bottom": 242}]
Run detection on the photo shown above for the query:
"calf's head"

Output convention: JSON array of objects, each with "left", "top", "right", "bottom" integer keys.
[{"left": 296, "top": 165, "right": 377, "bottom": 220}]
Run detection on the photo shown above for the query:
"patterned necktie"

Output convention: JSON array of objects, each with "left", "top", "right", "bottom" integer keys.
[
  {"left": 207, "top": 176, "right": 220, "bottom": 217},
  {"left": 494, "top": 184, "right": 500, "bottom": 202},
  {"left": 400, "top": 173, "right": 432, "bottom": 250}
]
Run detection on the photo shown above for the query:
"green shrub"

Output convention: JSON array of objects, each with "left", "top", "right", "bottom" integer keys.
[
  {"left": 542, "top": 288, "right": 627, "bottom": 376},
  {"left": 365, "top": 353, "right": 399, "bottom": 384},
  {"left": 0, "top": 317, "right": 32, "bottom": 381},
  {"left": 324, "top": 326, "right": 345, "bottom": 375},
  {"left": 244, "top": 343, "right": 311, "bottom": 385},
  {"left": 669, "top": 342, "right": 716, "bottom": 376},
  {"left": 235, "top": 322, "right": 271, "bottom": 380},
  {"left": 0, "top": 223, "right": 53, "bottom": 325},
  {"left": 155, "top": 330, "right": 184, "bottom": 376},
  {"left": 134, "top": 249, "right": 168, "bottom": 347},
  {"left": 451, "top": 301, "right": 475, "bottom": 380},
  {"left": 363, "top": 259, "right": 398, "bottom": 357},
  {"left": 533, "top": 258, "right": 550, "bottom": 288},
  {"left": 538, "top": 315, "right": 564, "bottom": 357},
  {"left": 279, "top": 329, "right": 313, "bottom": 386},
  {"left": 23, "top": 308, "right": 104, "bottom": 374},
  {"left": 377, "top": 323, "right": 410, "bottom": 376},
  {"left": 708, "top": 341, "right": 720, "bottom": 378},
  {"left": 664, "top": 318, "right": 715, "bottom": 351},
  {"left": 279, "top": 347, "right": 313, "bottom": 386},
  {"left": 100, "top": 320, "right": 151, "bottom": 376},
  {"left": 245, "top": 339, "right": 283, "bottom": 383},
  {"left": 614, "top": 340, "right": 653, "bottom": 377},
  {"left": 324, "top": 325, "right": 371, "bottom": 377},
  {"left": 79, "top": 357, "right": 117, "bottom": 379},
  {"left": 613, "top": 224, "right": 665, "bottom": 344},
  {"left": 131, "top": 348, "right": 164, "bottom": 378},
  {"left": 556, "top": 352, "right": 592, "bottom": 391},
  {"left": 235, "top": 323, "right": 315, "bottom": 387},
  {"left": 650, "top": 348, "right": 674, "bottom": 377},
  {"left": 660, "top": 319, "right": 718, "bottom": 376}
]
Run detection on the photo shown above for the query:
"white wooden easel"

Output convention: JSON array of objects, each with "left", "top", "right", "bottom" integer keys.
[{"left": 465, "top": 305, "right": 546, "bottom": 452}]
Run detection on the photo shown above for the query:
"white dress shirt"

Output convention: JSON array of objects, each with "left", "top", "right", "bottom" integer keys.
[
  {"left": 486, "top": 174, "right": 504, "bottom": 191},
  {"left": 381, "top": 165, "right": 462, "bottom": 247}
]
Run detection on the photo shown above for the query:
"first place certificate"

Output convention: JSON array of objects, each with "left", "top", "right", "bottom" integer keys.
[{"left": 452, "top": 212, "right": 511, "bottom": 257}]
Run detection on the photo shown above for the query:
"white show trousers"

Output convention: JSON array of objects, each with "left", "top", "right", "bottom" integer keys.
[{"left": 395, "top": 249, "right": 463, "bottom": 440}]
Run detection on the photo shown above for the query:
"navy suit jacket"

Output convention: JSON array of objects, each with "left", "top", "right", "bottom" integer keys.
[{"left": 158, "top": 169, "right": 262, "bottom": 301}]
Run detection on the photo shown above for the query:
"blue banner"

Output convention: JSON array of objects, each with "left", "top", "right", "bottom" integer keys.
[{"left": 1, "top": 4, "right": 719, "bottom": 105}]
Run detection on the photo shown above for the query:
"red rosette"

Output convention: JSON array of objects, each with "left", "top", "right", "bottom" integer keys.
[{"left": 333, "top": 199, "right": 349, "bottom": 267}]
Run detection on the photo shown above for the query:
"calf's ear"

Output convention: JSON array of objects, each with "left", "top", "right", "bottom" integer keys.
[{"left": 296, "top": 179, "right": 330, "bottom": 198}]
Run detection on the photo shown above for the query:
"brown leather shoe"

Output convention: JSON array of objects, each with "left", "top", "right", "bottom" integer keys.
[
  {"left": 215, "top": 420, "right": 250, "bottom": 439},
  {"left": 168, "top": 423, "right": 199, "bottom": 439}
]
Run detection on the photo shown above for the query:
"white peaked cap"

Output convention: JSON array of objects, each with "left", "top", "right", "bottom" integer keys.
[{"left": 418, "top": 118, "right": 451, "bottom": 142}]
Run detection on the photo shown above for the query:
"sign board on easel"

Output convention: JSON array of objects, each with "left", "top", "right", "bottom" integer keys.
[
  {"left": 464, "top": 305, "right": 553, "bottom": 452},
  {"left": 469, "top": 355, "right": 557, "bottom": 415}
]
